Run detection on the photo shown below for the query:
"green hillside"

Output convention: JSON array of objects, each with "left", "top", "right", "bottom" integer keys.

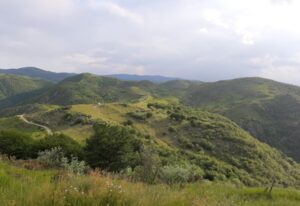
[
  {"left": 180, "top": 77, "right": 300, "bottom": 162},
  {"left": 0, "top": 74, "right": 51, "bottom": 100},
  {"left": 0, "top": 67, "right": 76, "bottom": 82},
  {"left": 31, "top": 73, "right": 163, "bottom": 105},
  {"left": 14, "top": 98, "right": 299, "bottom": 187}
]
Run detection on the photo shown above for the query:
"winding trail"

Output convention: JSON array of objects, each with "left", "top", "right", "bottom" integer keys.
[{"left": 18, "top": 114, "right": 53, "bottom": 135}]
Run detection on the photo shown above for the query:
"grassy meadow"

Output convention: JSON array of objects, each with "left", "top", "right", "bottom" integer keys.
[{"left": 0, "top": 159, "right": 300, "bottom": 206}]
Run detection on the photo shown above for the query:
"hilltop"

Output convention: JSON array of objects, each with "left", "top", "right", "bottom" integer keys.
[
  {"left": 179, "top": 77, "right": 300, "bottom": 161},
  {"left": 0, "top": 74, "right": 52, "bottom": 101},
  {"left": 0, "top": 67, "right": 76, "bottom": 82}
]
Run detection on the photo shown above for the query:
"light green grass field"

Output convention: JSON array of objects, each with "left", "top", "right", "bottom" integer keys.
[{"left": 0, "top": 160, "right": 299, "bottom": 206}]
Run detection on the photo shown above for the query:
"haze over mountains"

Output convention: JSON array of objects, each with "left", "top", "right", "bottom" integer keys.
[{"left": 0, "top": 67, "right": 181, "bottom": 83}]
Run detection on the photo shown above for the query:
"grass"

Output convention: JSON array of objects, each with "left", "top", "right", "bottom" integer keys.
[
  {"left": 0, "top": 117, "right": 46, "bottom": 139},
  {"left": 0, "top": 160, "right": 299, "bottom": 206},
  {"left": 60, "top": 125, "right": 94, "bottom": 145}
]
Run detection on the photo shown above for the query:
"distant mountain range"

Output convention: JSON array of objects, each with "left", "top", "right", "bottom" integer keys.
[
  {"left": 106, "top": 74, "right": 180, "bottom": 83},
  {"left": 1, "top": 67, "right": 300, "bottom": 163},
  {"left": 0, "top": 67, "right": 76, "bottom": 82},
  {"left": 0, "top": 67, "right": 182, "bottom": 83},
  {"left": 1, "top": 67, "right": 300, "bottom": 187}
]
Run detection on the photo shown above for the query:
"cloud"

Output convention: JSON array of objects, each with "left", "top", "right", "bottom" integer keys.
[
  {"left": 202, "top": 9, "right": 229, "bottom": 29},
  {"left": 1, "top": 0, "right": 300, "bottom": 84},
  {"left": 88, "top": 1, "right": 144, "bottom": 24},
  {"left": 249, "top": 54, "right": 300, "bottom": 85},
  {"left": 271, "top": 0, "right": 292, "bottom": 4}
]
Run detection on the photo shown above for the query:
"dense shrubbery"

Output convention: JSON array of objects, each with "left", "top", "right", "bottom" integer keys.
[
  {"left": 127, "top": 110, "right": 152, "bottom": 121},
  {"left": 0, "top": 130, "right": 35, "bottom": 159},
  {"left": 0, "top": 130, "right": 83, "bottom": 159},
  {"left": 37, "top": 147, "right": 86, "bottom": 174},
  {"left": 35, "top": 133, "right": 83, "bottom": 159},
  {"left": 84, "top": 124, "right": 141, "bottom": 172}
]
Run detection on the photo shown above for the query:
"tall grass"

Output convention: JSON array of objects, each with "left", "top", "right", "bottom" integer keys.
[{"left": 0, "top": 161, "right": 299, "bottom": 206}]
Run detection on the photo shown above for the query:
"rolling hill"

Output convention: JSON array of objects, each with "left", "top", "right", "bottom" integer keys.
[
  {"left": 0, "top": 74, "right": 52, "bottom": 101},
  {"left": 106, "top": 74, "right": 180, "bottom": 83},
  {"left": 0, "top": 67, "right": 76, "bottom": 82},
  {"left": 29, "top": 73, "right": 164, "bottom": 105},
  {"left": 181, "top": 77, "right": 300, "bottom": 161},
  {"left": 9, "top": 98, "right": 300, "bottom": 186}
]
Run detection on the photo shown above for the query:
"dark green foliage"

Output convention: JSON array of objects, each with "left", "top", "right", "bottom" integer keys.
[
  {"left": 0, "top": 67, "right": 75, "bottom": 82},
  {"left": 0, "top": 130, "right": 35, "bottom": 159},
  {"left": 35, "top": 133, "right": 83, "bottom": 159},
  {"left": 169, "top": 113, "right": 186, "bottom": 122},
  {"left": 127, "top": 110, "right": 152, "bottom": 121},
  {"left": 63, "top": 112, "right": 91, "bottom": 125},
  {"left": 0, "top": 74, "right": 51, "bottom": 101},
  {"left": 33, "top": 74, "right": 161, "bottom": 105},
  {"left": 168, "top": 126, "right": 176, "bottom": 133},
  {"left": 181, "top": 77, "right": 300, "bottom": 162},
  {"left": 147, "top": 103, "right": 168, "bottom": 109},
  {"left": 123, "top": 120, "right": 134, "bottom": 126},
  {"left": 84, "top": 124, "right": 141, "bottom": 171}
]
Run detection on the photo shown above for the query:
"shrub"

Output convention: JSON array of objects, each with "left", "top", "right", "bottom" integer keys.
[
  {"left": 169, "top": 113, "right": 186, "bottom": 122},
  {"left": 0, "top": 130, "right": 35, "bottom": 159},
  {"left": 199, "top": 139, "right": 215, "bottom": 151},
  {"left": 35, "top": 133, "right": 83, "bottom": 159},
  {"left": 84, "top": 124, "right": 141, "bottom": 172},
  {"left": 38, "top": 147, "right": 87, "bottom": 174},
  {"left": 132, "top": 147, "right": 161, "bottom": 184},
  {"left": 168, "top": 126, "right": 176, "bottom": 133},
  {"left": 37, "top": 147, "right": 65, "bottom": 167},
  {"left": 123, "top": 120, "right": 133, "bottom": 126},
  {"left": 159, "top": 165, "right": 204, "bottom": 185},
  {"left": 61, "top": 156, "right": 87, "bottom": 175},
  {"left": 146, "top": 112, "right": 153, "bottom": 118},
  {"left": 127, "top": 111, "right": 152, "bottom": 121}
]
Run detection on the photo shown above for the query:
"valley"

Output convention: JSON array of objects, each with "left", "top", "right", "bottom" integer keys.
[{"left": 0, "top": 68, "right": 300, "bottom": 205}]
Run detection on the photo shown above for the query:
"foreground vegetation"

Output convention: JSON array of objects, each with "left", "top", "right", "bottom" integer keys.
[{"left": 0, "top": 159, "right": 300, "bottom": 206}]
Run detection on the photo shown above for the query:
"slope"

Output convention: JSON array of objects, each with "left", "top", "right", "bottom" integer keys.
[
  {"left": 181, "top": 77, "right": 300, "bottom": 161},
  {"left": 0, "top": 74, "right": 52, "bottom": 101},
  {"left": 0, "top": 67, "right": 76, "bottom": 82},
  {"left": 31, "top": 73, "right": 163, "bottom": 105},
  {"left": 20, "top": 98, "right": 300, "bottom": 187}
]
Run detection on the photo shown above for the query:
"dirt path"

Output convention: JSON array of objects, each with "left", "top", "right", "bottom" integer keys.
[{"left": 18, "top": 114, "right": 53, "bottom": 135}]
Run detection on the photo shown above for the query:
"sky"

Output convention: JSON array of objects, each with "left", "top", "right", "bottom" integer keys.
[{"left": 1, "top": 0, "right": 300, "bottom": 84}]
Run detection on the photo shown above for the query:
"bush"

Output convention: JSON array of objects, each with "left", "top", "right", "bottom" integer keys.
[
  {"left": 61, "top": 156, "right": 87, "bottom": 175},
  {"left": 37, "top": 147, "right": 65, "bottom": 167},
  {"left": 159, "top": 165, "right": 204, "bottom": 185},
  {"left": 0, "top": 130, "right": 35, "bottom": 159},
  {"left": 132, "top": 147, "right": 161, "bottom": 184},
  {"left": 169, "top": 113, "right": 186, "bottom": 122},
  {"left": 38, "top": 147, "right": 87, "bottom": 174},
  {"left": 168, "top": 126, "right": 176, "bottom": 133},
  {"left": 123, "top": 120, "right": 133, "bottom": 126},
  {"left": 84, "top": 124, "right": 141, "bottom": 172},
  {"left": 35, "top": 133, "right": 83, "bottom": 159}
]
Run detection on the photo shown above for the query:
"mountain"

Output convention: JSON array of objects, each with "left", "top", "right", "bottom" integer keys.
[
  {"left": 0, "top": 74, "right": 52, "bottom": 101},
  {"left": 30, "top": 73, "right": 163, "bottom": 105},
  {"left": 0, "top": 67, "right": 76, "bottom": 82},
  {"left": 1, "top": 72, "right": 300, "bottom": 164},
  {"left": 14, "top": 99, "right": 300, "bottom": 186},
  {"left": 181, "top": 77, "right": 300, "bottom": 161},
  {"left": 106, "top": 74, "right": 180, "bottom": 83}
]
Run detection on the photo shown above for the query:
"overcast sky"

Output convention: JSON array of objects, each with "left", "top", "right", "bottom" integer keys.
[{"left": 1, "top": 0, "right": 300, "bottom": 84}]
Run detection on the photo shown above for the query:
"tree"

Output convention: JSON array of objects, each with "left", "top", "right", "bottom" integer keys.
[
  {"left": 84, "top": 124, "right": 141, "bottom": 172},
  {"left": 35, "top": 133, "right": 83, "bottom": 159},
  {"left": 0, "top": 130, "right": 35, "bottom": 159}
]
